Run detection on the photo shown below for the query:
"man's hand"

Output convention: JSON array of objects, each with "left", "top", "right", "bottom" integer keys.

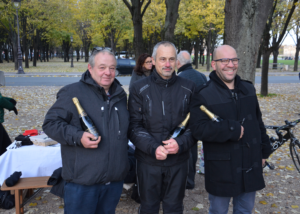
[
  {"left": 163, "top": 138, "right": 179, "bottom": 154},
  {"left": 239, "top": 126, "right": 244, "bottom": 140},
  {"left": 155, "top": 145, "right": 169, "bottom": 160},
  {"left": 81, "top": 132, "right": 101, "bottom": 149},
  {"left": 262, "top": 159, "right": 266, "bottom": 167}
]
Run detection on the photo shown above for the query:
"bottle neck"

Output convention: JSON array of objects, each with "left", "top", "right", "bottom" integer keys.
[
  {"left": 181, "top": 113, "right": 190, "bottom": 127},
  {"left": 72, "top": 98, "right": 85, "bottom": 116},
  {"left": 200, "top": 105, "right": 215, "bottom": 120}
]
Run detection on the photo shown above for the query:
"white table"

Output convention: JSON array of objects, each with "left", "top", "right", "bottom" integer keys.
[{"left": 0, "top": 144, "right": 62, "bottom": 185}]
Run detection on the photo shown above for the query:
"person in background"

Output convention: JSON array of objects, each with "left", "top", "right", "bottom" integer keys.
[
  {"left": 0, "top": 93, "right": 18, "bottom": 156},
  {"left": 190, "top": 45, "right": 272, "bottom": 214},
  {"left": 43, "top": 49, "right": 129, "bottom": 214},
  {"left": 129, "top": 53, "right": 153, "bottom": 91},
  {"left": 177, "top": 50, "right": 207, "bottom": 189}
]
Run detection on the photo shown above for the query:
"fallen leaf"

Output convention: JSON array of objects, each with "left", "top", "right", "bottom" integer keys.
[
  {"left": 35, "top": 196, "right": 41, "bottom": 201},
  {"left": 266, "top": 193, "right": 274, "bottom": 196},
  {"left": 191, "top": 207, "right": 200, "bottom": 211},
  {"left": 59, "top": 205, "right": 64, "bottom": 209},
  {"left": 291, "top": 205, "right": 299, "bottom": 209},
  {"left": 259, "top": 201, "right": 268, "bottom": 205},
  {"left": 29, "top": 203, "right": 37, "bottom": 207},
  {"left": 271, "top": 203, "right": 278, "bottom": 208}
]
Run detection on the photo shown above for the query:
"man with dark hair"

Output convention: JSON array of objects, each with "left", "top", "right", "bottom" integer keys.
[
  {"left": 190, "top": 45, "right": 272, "bottom": 214},
  {"left": 177, "top": 50, "right": 207, "bottom": 189},
  {"left": 43, "top": 50, "right": 129, "bottom": 214},
  {"left": 128, "top": 41, "right": 196, "bottom": 214}
]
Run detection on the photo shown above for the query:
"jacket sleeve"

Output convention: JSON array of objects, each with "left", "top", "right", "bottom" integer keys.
[
  {"left": 174, "top": 127, "right": 198, "bottom": 154},
  {"left": 255, "top": 97, "right": 272, "bottom": 159},
  {"left": 190, "top": 91, "right": 241, "bottom": 143},
  {"left": 0, "top": 94, "right": 15, "bottom": 110},
  {"left": 42, "top": 87, "right": 84, "bottom": 147},
  {"left": 128, "top": 85, "right": 161, "bottom": 157}
]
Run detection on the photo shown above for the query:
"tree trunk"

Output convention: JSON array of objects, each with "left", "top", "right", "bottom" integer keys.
[
  {"left": 13, "top": 33, "right": 18, "bottom": 70},
  {"left": 256, "top": 45, "right": 262, "bottom": 68},
  {"left": 164, "top": 0, "right": 180, "bottom": 43},
  {"left": 194, "top": 39, "right": 199, "bottom": 69},
  {"left": 33, "top": 31, "right": 37, "bottom": 67},
  {"left": 85, "top": 45, "right": 89, "bottom": 63},
  {"left": 46, "top": 43, "right": 49, "bottom": 62},
  {"left": 294, "top": 28, "right": 300, "bottom": 71},
  {"left": 224, "top": 0, "right": 273, "bottom": 83},
  {"left": 261, "top": 50, "right": 272, "bottom": 96},
  {"left": 206, "top": 29, "right": 211, "bottom": 72},
  {"left": 272, "top": 47, "right": 279, "bottom": 70}
]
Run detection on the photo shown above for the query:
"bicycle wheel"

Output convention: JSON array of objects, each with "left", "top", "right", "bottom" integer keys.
[{"left": 290, "top": 139, "right": 300, "bottom": 173}]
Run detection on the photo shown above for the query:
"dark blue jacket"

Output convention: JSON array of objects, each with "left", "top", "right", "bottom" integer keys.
[{"left": 177, "top": 63, "right": 207, "bottom": 88}]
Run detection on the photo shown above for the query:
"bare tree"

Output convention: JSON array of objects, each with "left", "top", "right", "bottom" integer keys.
[{"left": 224, "top": 0, "right": 273, "bottom": 83}]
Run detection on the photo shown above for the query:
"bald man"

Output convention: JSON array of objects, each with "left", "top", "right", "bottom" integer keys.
[
  {"left": 177, "top": 50, "right": 207, "bottom": 189},
  {"left": 189, "top": 45, "right": 272, "bottom": 214}
]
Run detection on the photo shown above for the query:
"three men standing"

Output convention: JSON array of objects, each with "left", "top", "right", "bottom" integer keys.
[
  {"left": 129, "top": 41, "right": 196, "bottom": 214},
  {"left": 190, "top": 45, "right": 271, "bottom": 213}
]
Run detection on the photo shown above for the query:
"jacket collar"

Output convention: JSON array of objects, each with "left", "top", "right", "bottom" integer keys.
[
  {"left": 209, "top": 70, "right": 248, "bottom": 95},
  {"left": 151, "top": 69, "right": 177, "bottom": 87},
  {"left": 177, "top": 63, "right": 193, "bottom": 74},
  {"left": 80, "top": 70, "right": 124, "bottom": 99}
]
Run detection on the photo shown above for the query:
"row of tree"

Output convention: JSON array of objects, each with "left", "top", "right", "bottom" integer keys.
[{"left": 0, "top": 0, "right": 299, "bottom": 95}]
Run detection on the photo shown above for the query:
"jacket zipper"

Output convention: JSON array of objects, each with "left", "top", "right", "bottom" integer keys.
[
  {"left": 146, "top": 95, "right": 152, "bottom": 116},
  {"left": 115, "top": 107, "right": 121, "bottom": 139},
  {"left": 182, "top": 95, "right": 187, "bottom": 116},
  {"left": 162, "top": 101, "right": 165, "bottom": 116}
]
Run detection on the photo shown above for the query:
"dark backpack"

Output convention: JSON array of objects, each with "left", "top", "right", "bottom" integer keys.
[{"left": 0, "top": 189, "right": 15, "bottom": 209}]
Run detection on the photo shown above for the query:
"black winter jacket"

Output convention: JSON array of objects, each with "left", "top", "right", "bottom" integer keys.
[
  {"left": 42, "top": 70, "right": 130, "bottom": 186},
  {"left": 190, "top": 71, "right": 272, "bottom": 197},
  {"left": 177, "top": 63, "right": 207, "bottom": 88},
  {"left": 128, "top": 69, "right": 196, "bottom": 166}
]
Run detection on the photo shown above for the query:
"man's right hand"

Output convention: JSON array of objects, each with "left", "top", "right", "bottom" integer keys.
[
  {"left": 239, "top": 126, "right": 244, "bottom": 140},
  {"left": 81, "top": 132, "right": 101, "bottom": 148},
  {"left": 155, "top": 145, "right": 169, "bottom": 160}
]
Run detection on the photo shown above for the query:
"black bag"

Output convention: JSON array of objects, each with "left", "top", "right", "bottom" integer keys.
[{"left": 0, "top": 189, "right": 15, "bottom": 210}]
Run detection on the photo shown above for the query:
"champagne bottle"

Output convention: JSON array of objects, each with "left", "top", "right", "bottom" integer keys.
[
  {"left": 200, "top": 105, "right": 223, "bottom": 122},
  {"left": 168, "top": 113, "right": 190, "bottom": 139},
  {"left": 72, "top": 97, "right": 100, "bottom": 140}
]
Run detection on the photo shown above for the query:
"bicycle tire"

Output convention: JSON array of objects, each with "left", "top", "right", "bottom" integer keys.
[{"left": 290, "top": 139, "right": 300, "bottom": 173}]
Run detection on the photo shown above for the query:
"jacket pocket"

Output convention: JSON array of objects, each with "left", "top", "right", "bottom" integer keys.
[{"left": 206, "top": 152, "right": 234, "bottom": 184}]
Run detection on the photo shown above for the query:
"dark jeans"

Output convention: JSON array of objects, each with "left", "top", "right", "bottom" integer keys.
[
  {"left": 64, "top": 180, "right": 123, "bottom": 214},
  {"left": 186, "top": 143, "right": 198, "bottom": 189},
  {"left": 137, "top": 160, "right": 188, "bottom": 214}
]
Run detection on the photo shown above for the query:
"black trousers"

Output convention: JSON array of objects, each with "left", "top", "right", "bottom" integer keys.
[
  {"left": 186, "top": 143, "right": 198, "bottom": 189},
  {"left": 136, "top": 160, "right": 188, "bottom": 214},
  {"left": 0, "top": 123, "right": 12, "bottom": 156}
]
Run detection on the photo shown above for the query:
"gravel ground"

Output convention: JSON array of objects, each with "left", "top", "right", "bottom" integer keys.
[{"left": 1, "top": 83, "right": 300, "bottom": 214}]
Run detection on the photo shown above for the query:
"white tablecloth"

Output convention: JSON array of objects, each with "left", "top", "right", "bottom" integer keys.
[{"left": 0, "top": 144, "right": 62, "bottom": 185}]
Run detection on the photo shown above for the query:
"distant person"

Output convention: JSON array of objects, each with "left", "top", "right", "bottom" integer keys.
[
  {"left": 129, "top": 53, "right": 153, "bottom": 91},
  {"left": 43, "top": 50, "right": 129, "bottom": 214},
  {"left": 0, "top": 93, "right": 18, "bottom": 156},
  {"left": 177, "top": 50, "right": 207, "bottom": 189}
]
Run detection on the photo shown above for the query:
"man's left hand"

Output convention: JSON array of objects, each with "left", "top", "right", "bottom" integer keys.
[
  {"left": 163, "top": 138, "right": 179, "bottom": 154},
  {"left": 262, "top": 159, "right": 266, "bottom": 167}
]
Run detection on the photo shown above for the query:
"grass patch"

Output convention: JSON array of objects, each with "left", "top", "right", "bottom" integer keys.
[{"left": 257, "top": 93, "right": 278, "bottom": 97}]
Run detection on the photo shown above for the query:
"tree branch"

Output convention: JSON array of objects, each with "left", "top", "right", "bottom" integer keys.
[
  {"left": 122, "top": 0, "right": 133, "bottom": 16},
  {"left": 141, "top": 0, "right": 151, "bottom": 18},
  {"left": 276, "top": 0, "right": 299, "bottom": 46}
]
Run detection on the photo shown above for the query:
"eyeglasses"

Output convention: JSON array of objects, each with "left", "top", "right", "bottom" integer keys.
[
  {"left": 145, "top": 61, "right": 152, "bottom": 64},
  {"left": 214, "top": 58, "right": 239, "bottom": 65}
]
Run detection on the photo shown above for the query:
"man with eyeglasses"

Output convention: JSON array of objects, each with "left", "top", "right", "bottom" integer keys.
[
  {"left": 43, "top": 50, "right": 130, "bottom": 214},
  {"left": 189, "top": 45, "right": 272, "bottom": 214},
  {"left": 128, "top": 41, "right": 196, "bottom": 214}
]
